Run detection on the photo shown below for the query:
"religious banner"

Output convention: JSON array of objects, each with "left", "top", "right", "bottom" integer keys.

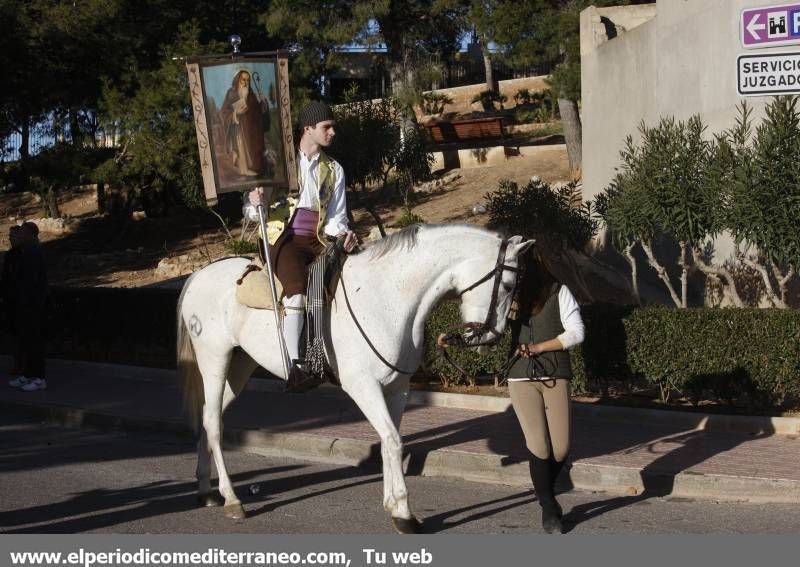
[{"left": 186, "top": 51, "right": 297, "bottom": 205}]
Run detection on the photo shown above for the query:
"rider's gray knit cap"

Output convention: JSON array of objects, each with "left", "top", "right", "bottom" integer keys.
[{"left": 298, "top": 101, "right": 335, "bottom": 129}]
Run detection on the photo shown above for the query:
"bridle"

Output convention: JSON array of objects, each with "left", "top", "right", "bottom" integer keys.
[
  {"left": 443, "top": 238, "right": 522, "bottom": 348},
  {"left": 340, "top": 238, "right": 521, "bottom": 375}
]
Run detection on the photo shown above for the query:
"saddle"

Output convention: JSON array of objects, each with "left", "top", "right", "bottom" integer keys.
[
  {"left": 235, "top": 257, "right": 282, "bottom": 309},
  {"left": 234, "top": 237, "right": 347, "bottom": 387}
]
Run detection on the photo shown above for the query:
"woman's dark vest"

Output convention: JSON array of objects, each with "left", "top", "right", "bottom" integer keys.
[{"left": 508, "top": 284, "right": 572, "bottom": 379}]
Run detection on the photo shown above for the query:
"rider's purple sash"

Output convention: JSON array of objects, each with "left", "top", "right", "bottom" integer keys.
[{"left": 288, "top": 208, "right": 319, "bottom": 236}]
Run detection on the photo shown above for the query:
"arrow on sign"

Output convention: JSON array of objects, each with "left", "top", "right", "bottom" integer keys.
[{"left": 747, "top": 13, "right": 766, "bottom": 40}]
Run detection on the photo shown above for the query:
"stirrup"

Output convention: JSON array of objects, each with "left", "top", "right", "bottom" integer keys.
[{"left": 284, "top": 362, "right": 323, "bottom": 394}]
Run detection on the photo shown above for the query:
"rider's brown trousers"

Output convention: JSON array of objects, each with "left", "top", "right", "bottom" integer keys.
[{"left": 268, "top": 232, "right": 324, "bottom": 297}]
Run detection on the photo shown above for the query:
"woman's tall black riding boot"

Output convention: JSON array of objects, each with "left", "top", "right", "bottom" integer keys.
[
  {"left": 549, "top": 457, "right": 566, "bottom": 517},
  {"left": 529, "top": 455, "right": 563, "bottom": 534}
]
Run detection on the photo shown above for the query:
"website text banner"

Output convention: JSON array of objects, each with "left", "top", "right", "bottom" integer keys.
[{"left": 2, "top": 535, "right": 798, "bottom": 567}]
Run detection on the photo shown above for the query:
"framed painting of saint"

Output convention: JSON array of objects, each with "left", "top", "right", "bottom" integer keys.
[{"left": 186, "top": 52, "right": 298, "bottom": 204}]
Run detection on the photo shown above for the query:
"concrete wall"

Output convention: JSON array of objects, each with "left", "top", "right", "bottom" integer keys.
[
  {"left": 580, "top": 3, "right": 657, "bottom": 56},
  {"left": 581, "top": 0, "right": 800, "bottom": 260},
  {"left": 582, "top": 9, "right": 658, "bottom": 194}
]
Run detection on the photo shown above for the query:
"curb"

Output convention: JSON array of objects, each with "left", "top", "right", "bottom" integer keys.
[
  {"left": 3, "top": 397, "right": 799, "bottom": 504},
  {"left": 4, "top": 356, "right": 798, "bottom": 436},
  {"left": 246, "top": 381, "right": 800, "bottom": 437}
]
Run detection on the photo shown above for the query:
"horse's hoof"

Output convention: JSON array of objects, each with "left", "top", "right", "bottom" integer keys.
[
  {"left": 224, "top": 502, "right": 246, "bottom": 520},
  {"left": 197, "top": 492, "right": 224, "bottom": 507},
  {"left": 392, "top": 515, "right": 424, "bottom": 534}
]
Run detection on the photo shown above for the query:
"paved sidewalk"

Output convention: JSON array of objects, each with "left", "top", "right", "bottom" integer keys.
[{"left": 2, "top": 358, "right": 799, "bottom": 503}]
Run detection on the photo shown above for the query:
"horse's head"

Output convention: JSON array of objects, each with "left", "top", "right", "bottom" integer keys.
[{"left": 454, "top": 234, "right": 534, "bottom": 349}]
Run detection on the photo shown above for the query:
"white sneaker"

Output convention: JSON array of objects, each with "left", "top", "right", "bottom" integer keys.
[
  {"left": 21, "top": 378, "right": 46, "bottom": 391},
  {"left": 8, "top": 376, "right": 29, "bottom": 388}
]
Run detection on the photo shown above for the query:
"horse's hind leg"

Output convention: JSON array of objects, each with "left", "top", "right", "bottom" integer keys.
[
  {"left": 195, "top": 347, "right": 251, "bottom": 520},
  {"left": 196, "top": 349, "right": 258, "bottom": 510},
  {"left": 345, "top": 379, "right": 421, "bottom": 534}
]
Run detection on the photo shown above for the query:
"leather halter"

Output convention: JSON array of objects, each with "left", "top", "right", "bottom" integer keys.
[{"left": 445, "top": 238, "right": 522, "bottom": 347}]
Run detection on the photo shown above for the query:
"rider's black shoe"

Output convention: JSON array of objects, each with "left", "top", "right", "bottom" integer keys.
[{"left": 284, "top": 362, "right": 323, "bottom": 394}]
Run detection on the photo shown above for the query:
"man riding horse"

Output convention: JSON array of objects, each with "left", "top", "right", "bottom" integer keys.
[{"left": 246, "top": 101, "right": 358, "bottom": 392}]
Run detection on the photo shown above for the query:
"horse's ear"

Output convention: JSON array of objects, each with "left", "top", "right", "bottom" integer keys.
[{"left": 508, "top": 236, "right": 535, "bottom": 257}]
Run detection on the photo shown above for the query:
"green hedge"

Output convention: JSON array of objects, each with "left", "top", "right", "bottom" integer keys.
[
  {"left": 624, "top": 307, "right": 800, "bottom": 409},
  {"left": 424, "top": 303, "right": 800, "bottom": 411},
  {"left": 5, "top": 286, "right": 798, "bottom": 411},
  {"left": 423, "top": 301, "right": 513, "bottom": 386}
]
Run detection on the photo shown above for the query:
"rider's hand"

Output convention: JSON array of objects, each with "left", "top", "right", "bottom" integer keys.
[
  {"left": 436, "top": 333, "right": 450, "bottom": 348},
  {"left": 340, "top": 230, "right": 358, "bottom": 253},
  {"left": 249, "top": 187, "right": 265, "bottom": 207}
]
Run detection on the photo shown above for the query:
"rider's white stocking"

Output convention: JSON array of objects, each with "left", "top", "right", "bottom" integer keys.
[{"left": 282, "top": 294, "right": 305, "bottom": 363}]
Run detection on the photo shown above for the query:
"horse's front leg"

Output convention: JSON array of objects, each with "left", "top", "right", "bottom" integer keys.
[
  {"left": 344, "top": 378, "right": 422, "bottom": 534},
  {"left": 383, "top": 378, "right": 422, "bottom": 534}
]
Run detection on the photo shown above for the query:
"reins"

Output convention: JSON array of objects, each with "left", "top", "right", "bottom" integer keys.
[{"left": 340, "top": 272, "right": 418, "bottom": 375}]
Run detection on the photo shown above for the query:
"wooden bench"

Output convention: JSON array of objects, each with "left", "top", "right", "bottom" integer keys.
[{"left": 425, "top": 116, "right": 505, "bottom": 144}]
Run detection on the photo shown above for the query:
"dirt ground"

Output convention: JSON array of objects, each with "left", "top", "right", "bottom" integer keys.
[{"left": 0, "top": 146, "right": 570, "bottom": 288}]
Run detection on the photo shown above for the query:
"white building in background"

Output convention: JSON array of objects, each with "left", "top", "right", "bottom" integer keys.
[{"left": 580, "top": 0, "right": 798, "bottom": 259}]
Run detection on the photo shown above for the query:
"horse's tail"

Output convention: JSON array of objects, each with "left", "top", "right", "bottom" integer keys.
[{"left": 177, "top": 273, "right": 203, "bottom": 432}]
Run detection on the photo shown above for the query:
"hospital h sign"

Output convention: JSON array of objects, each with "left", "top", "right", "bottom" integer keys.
[{"left": 742, "top": 3, "right": 800, "bottom": 48}]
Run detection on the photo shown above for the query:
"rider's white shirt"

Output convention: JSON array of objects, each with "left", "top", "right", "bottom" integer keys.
[{"left": 297, "top": 151, "right": 348, "bottom": 237}]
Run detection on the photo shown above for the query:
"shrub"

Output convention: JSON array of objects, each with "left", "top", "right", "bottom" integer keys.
[
  {"left": 471, "top": 90, "right": 507, "bottom": 112},
  {"left": 597, "top": 99, "right": 800, "bottom": 308},
  {"left": 513, "top": 89, "right": 558, "bottom": 122},
  {"left": 331, "top": 95, "right": 433, "bottom": 198},
  {"left": 226, "top": 238, "right": 259, "bottom": 255},
  {"left": 514, "top": 88, "right": 533, "bottom": 106},
  {"left": 420, "top": 92, "right": 453, "bottom": 115},
  {"left": 570, "top": 303, "right": 638, "bottom": 395},
  {"left": 624, "top": 307, "right": 800, "bottom": 408},
  {"left": 514, "top": 107, "right": 554, "bottom": 124},
  {"left": 485, "top": 178, "right": 598, "bottom": 252},
  {"left": 423, "top": 301, "right": 512, "bottom": 387},
  {"left": 424, "top": 301, "right": 800, "bottom": 412},
  {"left": 394, "top": 208, "right": 426, "bottom": 228}
]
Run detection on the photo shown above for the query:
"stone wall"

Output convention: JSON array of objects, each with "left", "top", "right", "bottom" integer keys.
[{"left": 416, "top": 75, "right": 551, "bottom": 120}]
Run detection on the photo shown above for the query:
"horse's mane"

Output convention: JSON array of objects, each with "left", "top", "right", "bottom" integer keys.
[
  {"left": 362, "top": 223, "right": 499, "bottom": 260},
  {"left": 363, "top": 224, "right": 422, "bottom": 259}
]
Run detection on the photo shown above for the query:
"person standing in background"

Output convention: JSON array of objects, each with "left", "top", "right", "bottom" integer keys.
[{"left": 6, "top": 222, "right": 49, "bottom": 391}]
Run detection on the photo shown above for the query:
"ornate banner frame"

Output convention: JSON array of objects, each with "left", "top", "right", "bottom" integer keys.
[{"left": 186, "top": 51, "right": 297, "bottom": 205}]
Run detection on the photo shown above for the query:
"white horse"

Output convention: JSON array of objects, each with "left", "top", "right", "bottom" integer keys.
[{"left": 177, "top": 223, "right": 533, "bottom": 532}]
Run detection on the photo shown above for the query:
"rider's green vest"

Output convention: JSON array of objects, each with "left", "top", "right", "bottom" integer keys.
[{"left": 266, "top": 150, "right": 337, "bottom": 245}]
